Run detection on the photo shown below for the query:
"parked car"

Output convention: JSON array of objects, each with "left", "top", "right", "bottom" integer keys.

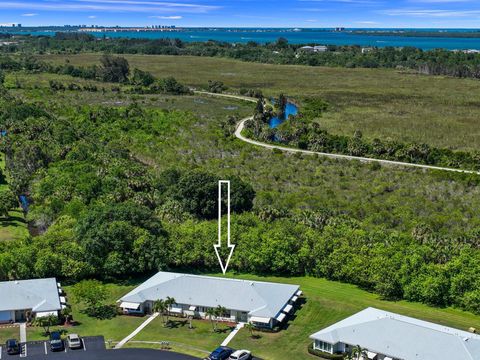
[
  {"left": 6, "top": 339, "right": 20, "bottom": 355},
  {"left": 49, "top": 331, "right": 65, "bottom": 352},
  {"left": 229, "top": 350, "right": 252, "bottom": 360},
  {"left": 207, "top": 346, "right": 233, "bottom": 360},
  {"left": 67, "top": 334, "right": 82, "bottom": 349}
]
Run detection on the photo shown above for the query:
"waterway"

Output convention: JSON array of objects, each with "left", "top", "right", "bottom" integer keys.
[
  {"left": 269, "top": 102, "right": 298, "bottom": 128},
  {"left": 5, "top": 28, "right": 480, "bottom": 50}
]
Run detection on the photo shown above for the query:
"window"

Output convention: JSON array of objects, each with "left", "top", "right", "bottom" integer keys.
[{"left": 315, "top": 340, "right": 333, "bottom": 354}]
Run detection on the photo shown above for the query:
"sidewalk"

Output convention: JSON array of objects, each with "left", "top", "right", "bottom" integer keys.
[
  {"left": 114, "top": 313, "right": 159, "bottom": 349},
  {"left": 19, "top": 323, "right": 27, "bottom": 343},
  {"left": 221, "top": 322, "right": 244, "bottom": 347}
]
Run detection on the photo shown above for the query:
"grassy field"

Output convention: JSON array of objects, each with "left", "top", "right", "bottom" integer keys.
[
  {"left": 0, "top": 153, "right": 28, "bottom": 242},
  {"left": 0, "top": 325, "right": 19, "bottom": 344},
  {"left": 8, "top": 69, "right": 480, "bottom": 237},
  {"left": 39, "top": 53, "right": 480, "bottom": 151},
  {"left": 19, "top": 274, "right": 479, "bottom": 360},
  {"left": 129, "top": 317, "right": 233, "bottom": 358}
]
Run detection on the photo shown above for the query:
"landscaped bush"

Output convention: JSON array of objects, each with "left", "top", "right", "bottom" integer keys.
[{"left": 307, "top": 343, "right": 345, "bottom": 359}]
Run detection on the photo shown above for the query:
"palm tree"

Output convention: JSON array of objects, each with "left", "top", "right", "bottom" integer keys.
[
  {"left": 351, "top": 345, "right": 368, "bottom": 360},
  {"left": 206, "top": 308, "right": 216, "bottom": 332},
  {"left": 152, "top": 299, "right": 167, "bottom": 325},
  {"left": 214, "top": 305, "right": 228, "bottom": 330},
  {"left": 165, "top": 296, "right": 176, "bottom": 324},
  {"left": 244, "top": 322, "right": 255, "bottom": 338}
]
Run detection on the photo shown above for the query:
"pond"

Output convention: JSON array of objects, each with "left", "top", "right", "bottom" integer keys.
[{"left": 269, "top": 102, "right": 299, "bottom": 128}]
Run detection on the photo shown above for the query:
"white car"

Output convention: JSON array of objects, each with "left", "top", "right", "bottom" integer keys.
[
  {"left": 229, "top": 350, "right": 251, "bottom": 360},
  {"left": 66, "top": 334, "right": 82, "bottom": 349}
]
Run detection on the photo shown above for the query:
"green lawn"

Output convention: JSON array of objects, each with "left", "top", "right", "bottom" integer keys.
[
  {"left": 0, "top": 326, "right": 19, "bottom": 344},
  {"left": 0, "top": 153, "right": 28, "bottom": 242},
  {"left": 39, "top": 53, "right": 480, "bottom": 151},
  {"left": 129, "top": 317, "right": 232, "bottom": 357}
]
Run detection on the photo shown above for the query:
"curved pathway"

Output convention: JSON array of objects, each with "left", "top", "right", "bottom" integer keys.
[{"left": 194, "top": 91, "right": 480, "bottom": 175}]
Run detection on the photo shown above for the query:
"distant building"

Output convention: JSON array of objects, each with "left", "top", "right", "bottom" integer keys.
[
  {"left": 0, "top": 278, "right": 65, "bottom": 323},
  {"left": 314, "top": 45, "right": 328, "bottom": 52},
  {"left": 118, "top": 272, "right": 301, "bottom": 329},
  {"left": 463, "top": 49, "right": 480, "bottom": 54},
  {"left": 310, "top": 307, "right": 480, "bottom": 360},
  {"left": 298, "top": 45, "right": 328, "bottom": 53},
  {"left": 299, "top": 46, "right": 315, "bottom": 52},
  {"left": 361, "top": 47, "right": 374, "bottom": 54}
]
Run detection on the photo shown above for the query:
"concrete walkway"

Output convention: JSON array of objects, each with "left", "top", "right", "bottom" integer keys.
[
  {"left": 114, "top": 313, "right": 159, "bottom": 349},
  {"left": 235, "top": 116, "right": 480, "bottom": 176},
  {"left": 194, "top": 90, "right": 480, "bottom": 176},
  {"left": 19, "top": 323, "right": 26, "bottom": 343},
  {"left": 220, "top": 322, "right": 244, "bottom": 347}
]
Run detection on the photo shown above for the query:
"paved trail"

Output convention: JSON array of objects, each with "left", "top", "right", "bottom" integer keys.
[
  {"left": 193, "top": 91, "right": 480, "bottom": 175},
  {"left": 114, "top": 313, "right": 159, "bottom": 349}
]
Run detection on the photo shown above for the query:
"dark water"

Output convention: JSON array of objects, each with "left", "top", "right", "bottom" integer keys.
[
  {"left": 5, "top": 28, "right": 480, "bottom": 50},
  {"left": 269, "top": 102, "right": 298, "bottom": 128},
  {"left": 19, "top": 195, "right": 29, "bottom": 211}
]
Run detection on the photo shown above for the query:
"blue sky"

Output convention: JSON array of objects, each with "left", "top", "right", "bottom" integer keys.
[{"left": 1, "top": 0, "right": 480, "bottom": 28}]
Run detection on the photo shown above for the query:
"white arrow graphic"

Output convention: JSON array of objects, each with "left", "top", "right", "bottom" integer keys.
[{"left": 214, "top": 180, "right": 235, "bottom": 275}]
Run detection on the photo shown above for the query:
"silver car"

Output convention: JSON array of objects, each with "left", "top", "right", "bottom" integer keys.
[
  {"left": 229, "top": 350, "right": 251, "bottom": 360},
  {"left": 66, "top": 334, "right": 82, "bottom": 350}
]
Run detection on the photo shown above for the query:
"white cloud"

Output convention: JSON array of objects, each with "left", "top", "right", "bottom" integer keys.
[
  {"left": 0, "top": 1, "right": 221, "bottom": 14},
  {"left": 21, "top": 13, "right": 38, "bottom": 16},
  {"left": 149, "top": 15, "right": 182, "bottom": 19},
  {"left": 381, "top": 8, "right": 480, "bottom": 17},
  {"left": 88, "top": 15, "right": 97, "bottom": 18},
  {"left": 355, "top": 20, "right": 379, "bottom": 24}
]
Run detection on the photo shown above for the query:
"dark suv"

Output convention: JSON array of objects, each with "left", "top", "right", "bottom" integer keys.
[
  {"left": 49, "top": 331, "right": 65, "bottom": 352},
  {"left": 6, "top": 339, "right": 20, "bottom": 355},
  {"left": 207, "top": 346, "right": 233, "bottom": 360}
]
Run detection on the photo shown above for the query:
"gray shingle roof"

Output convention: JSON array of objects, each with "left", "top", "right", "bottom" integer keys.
[
  {"left": 119, "top": 272, "right": 299, "bottom": 318},
  {"left": 0, "top": 278, "right": 61, "bottom": 312},
  {"left": 310, "top": 307, "right": 480, "bottom": 360}
]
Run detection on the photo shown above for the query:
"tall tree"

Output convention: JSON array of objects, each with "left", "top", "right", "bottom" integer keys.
[{"left": 98, "top": 55, "right": 130, "bottom": 83}]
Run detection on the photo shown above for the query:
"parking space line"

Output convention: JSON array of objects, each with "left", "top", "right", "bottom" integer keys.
[
  {"left": 20, "top": 344, "right": 27, "bottom": 358},
  {"left": 0, "top": 345, "right": 2, "bottom": 359},
  {"left": 83, "top": 340, "right": 87, "bottom": 351},
  {"left": 44, "top": 342, "right": 47, "bottom": 355}
]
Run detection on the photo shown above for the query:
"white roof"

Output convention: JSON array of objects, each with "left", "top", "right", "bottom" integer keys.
[
  {"left": 283, "top": 304, "right": 293, "bottom": 313},
  {"left": 249, "top": 316, "right": 270, "bottom": 324},
  {"left": 36, "top": 311, "right": 58, "bottom": 318},
  {"left": 119, "top": 272, "right": 299, "bottom": 319},
  {"left": 310, "top": 307, "right": 480, "bottom": 360},
  {"left": 0, "top": 278, "right": 62, "bottom": 313},
  {"left": 276, "top": 313, "right": 286, "bottom": 322},
  {"left": 120, "top": 302, "right": 140, "bottom": 310}
]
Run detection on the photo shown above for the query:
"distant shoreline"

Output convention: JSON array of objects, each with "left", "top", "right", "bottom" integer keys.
[{"left": 4, "top": 27, "right": 480, "bottom": 50}]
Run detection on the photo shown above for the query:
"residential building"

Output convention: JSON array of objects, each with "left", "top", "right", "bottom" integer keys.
[
  {"left": 298, "top": 45, "right": 328, "bottom": 53},
  {"left": 309, "top": 307, "right": 480, "bottom": 360},
  {"left": 118, "top": 272, "right": 301, "bottom": 329},
  {"left": 0, "top": 278, "right": 64, "bottom": 323},
  {"left": 314, "top": 45, "right": 328, "bottom": 52},
  {"left": 299, "top": 46, "right": 315, "bottom": 53}
]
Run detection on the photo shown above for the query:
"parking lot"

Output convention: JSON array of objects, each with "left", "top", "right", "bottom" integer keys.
[{"left": 0, "top": 336, "right": 105, "bottom": 359}]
